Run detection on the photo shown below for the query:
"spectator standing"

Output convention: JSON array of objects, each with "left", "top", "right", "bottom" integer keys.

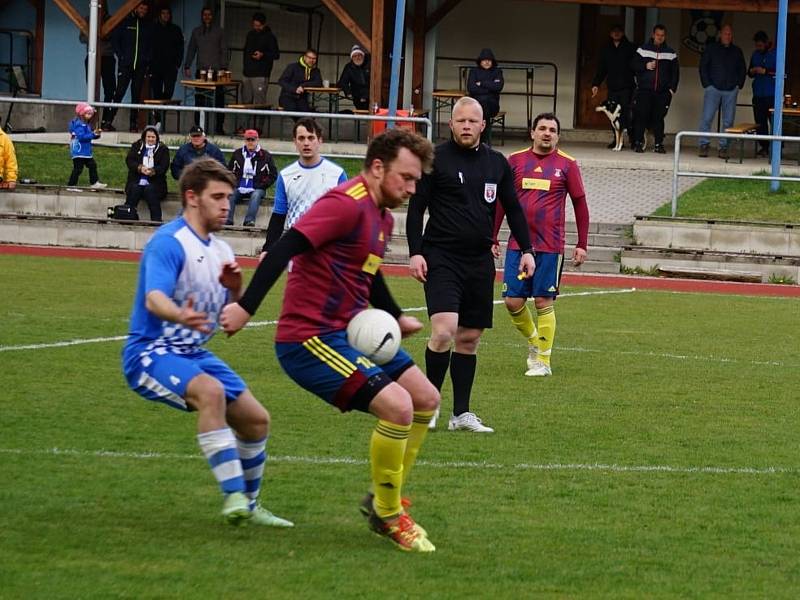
[
  {"left": 171, "top": 125, "right": 226, "bottom": 180},
  {"left": 227, "top": 129, "right": 277, "bottom": 227},
  {"left": 150, "top": 7, "right": 184, "bottom": 101},
  {"left": 591, "top": 24, "right": 636, "bottom": 149},
  {"left": 184, "top": 7, "right": 229, "bottom": 134},
  {"left": 749, "top": 31, "right": 777, "bottom": 157},
  {"left": 697, "top": 25, "right": 746, "bottom": 159},
  {"left": 631, "top": 24, "right": 679, "bottom": 154},
  {"left": 79, "top": 1, "right": 117, "bottom": 131},
  {"left": 467, "top": 48, "right": 504, "bottom": 144},
  {"left": 337, "top": 45, "right": 370, "bottom": 110},
  {"left": 67, "top": 103, "right": 107, "bottom": 189},
  {"left": 0, "top": 122, "right": 18, "bottom": 190},
  {"left": 242, "top": 12, "right": 280, "bottom": 105},
  {"left": 109, "top": 2, "right": 154, "bottom": 133},
  {"left": 124, "top": 125, "right": 170, "bottom": 222},
  {"left": 262, "top": 118, "right": 346, "bottom": 251},
  {"left": 277, "top": 48, "right": 322, "bottom": 114}
]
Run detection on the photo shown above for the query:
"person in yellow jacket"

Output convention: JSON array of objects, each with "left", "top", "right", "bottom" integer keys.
[{"left": 0, "top": 124, "right": 18, "bottom": 189}]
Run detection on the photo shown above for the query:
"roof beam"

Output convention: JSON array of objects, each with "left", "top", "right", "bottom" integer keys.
[
  {"left": 538, "top": 0, "right": 800, "bottom": 13},
  {"left": 101, "top": 0, "right": 142, "bottom": 39},
  {"left": 320, "top": 0, "right": 371, "bottom": 53}
]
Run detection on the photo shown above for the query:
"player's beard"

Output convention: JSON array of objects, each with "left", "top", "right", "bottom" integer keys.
[{"left": 379, "top": 181, "right": 406, "bottom": 209}]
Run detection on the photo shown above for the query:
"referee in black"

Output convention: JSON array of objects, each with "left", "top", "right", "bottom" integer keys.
[{"left": 407, "top": 96, "right": 535, "bottom": 433}]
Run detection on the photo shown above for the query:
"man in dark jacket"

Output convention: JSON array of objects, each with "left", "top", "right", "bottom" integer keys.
[
  {"left": 337, "top": 45, "right": 370, "bottom": 110},
  {"left": 124, "top": 125, "right": 170, "bottom": 222},
  {"left": 184, "top": 7, "right": 228, "bottom": 133},
  {"left": 150, "top": 7, "right": 184, "bottom": 101},
  {"left": 242, "top": 12, "right": 280, "bottom": 105},
  {"left": 631, "top": 24, "right": 680, "bottom": 153},
  {"left": 749, "top": 31, "right": 777, "bottom": 157},
  {"left": 591, "top": 24, "right": 636, "bottom": 148},
  {"left": 278, "top": 49, "right": 323, "bottom": 114},
  {"left": 171, "top": 125, "right": 226, "bottom": 180},
  {"left": 226, "top": 129, "right": 277, "bottom": 227},
  {"left": 467, "top": 48, "right": 504, "bottom": 144},
  {"left": 697, "top": 25, "right": 746, "bottom": 159},
  {"left": 109, "top": 2, "right": 154, "bottom": 132}
]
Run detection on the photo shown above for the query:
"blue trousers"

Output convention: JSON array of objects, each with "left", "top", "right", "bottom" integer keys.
[
  {"left": 698, "top": 86, "right": 739, "bottom": 149},
  {"left": 227, "top": 188, "right": 265, "bottom": 225}
]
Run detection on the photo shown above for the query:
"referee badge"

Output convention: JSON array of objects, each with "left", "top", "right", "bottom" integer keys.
[{"left": 483, "top": 182, "right": 497, "bottom": 203}]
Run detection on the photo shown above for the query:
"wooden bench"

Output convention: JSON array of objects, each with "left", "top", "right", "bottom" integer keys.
[
  {"left": 724, "top": 122, "right": 759, "bottom": 164},
  {"left": 142, "top": 99, "right": 182, "bottom": 133},
  {"left": 226, "top": 103, "right": 273, "bottom": 136}
]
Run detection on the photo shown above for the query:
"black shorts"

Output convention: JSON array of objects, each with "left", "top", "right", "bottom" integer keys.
[{"left": 423, "top": 246, "right": 496, "bottom": 330}]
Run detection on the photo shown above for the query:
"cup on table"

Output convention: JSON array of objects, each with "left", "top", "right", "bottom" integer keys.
[{"left": 322, "top": 79, "right": 330, "bottom": 88}]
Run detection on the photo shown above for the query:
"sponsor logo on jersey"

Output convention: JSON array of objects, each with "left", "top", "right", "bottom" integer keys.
[
  {"left": 484, "top": 182, "right": 497, "bottom": 203},
  {"left": 521, "top": 177, "right": 551, "bottom": 191}
]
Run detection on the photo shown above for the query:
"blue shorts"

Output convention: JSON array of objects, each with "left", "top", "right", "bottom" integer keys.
[
  {"left": 122, "top": 345, "right": 247, "bottom": 412},
  {"left": 275, "top": 331, "right": 415, "bottom": 413},
  {"left": 502, "top": 249, "right": 564, "bottom": 299}
]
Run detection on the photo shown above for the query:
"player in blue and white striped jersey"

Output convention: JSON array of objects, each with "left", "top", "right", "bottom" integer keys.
[
  {"left": 261, "top": 118, "right": 347, "bottom": 252},
  {"left": 121, "top": 158, "right": 293, "bottom": 528}
]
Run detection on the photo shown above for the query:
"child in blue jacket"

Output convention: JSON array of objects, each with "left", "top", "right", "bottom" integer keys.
[{"left": 68, "top": 103, "right": 107, "bottom": 189}]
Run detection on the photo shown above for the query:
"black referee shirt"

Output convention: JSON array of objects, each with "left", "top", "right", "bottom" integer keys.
[{"left": 407, "top": 140, "right": 532, "bottom": 256}]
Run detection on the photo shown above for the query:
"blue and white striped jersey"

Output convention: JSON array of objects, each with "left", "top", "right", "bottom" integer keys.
[{"left": 273, "top": 158, "right": 347, "bottom": 228}]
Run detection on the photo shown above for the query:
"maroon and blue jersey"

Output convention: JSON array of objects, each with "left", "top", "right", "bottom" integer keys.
[
  {"left": 499, "top": 148, "right": 588, "bottom": 254},
  {"left": 275, "top": 175, "right": 393, "bottom": 343}
]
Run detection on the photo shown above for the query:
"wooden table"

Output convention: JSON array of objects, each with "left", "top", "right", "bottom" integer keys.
[
  {"left": 305, "top": 86, "right": 342, "bottom": 140},
  {"left": 432, "top": 89, "right": 465, "bottom": 139},
  {"left": 181, "top": 79, "right": 241, "bottom": 133},
  {"left": 770, "top": 108, "right": 800, "bottom": 164}
]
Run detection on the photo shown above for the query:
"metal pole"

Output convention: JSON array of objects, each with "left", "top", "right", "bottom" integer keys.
[
  {"left": 770, "top": 0, "right": 788, "bottom": 192},
  {"left": 672, "top": 132, "right": 682, "bottom": 216},
  {"left": 87, "top": 0, "right": 99, "bottom": 103},
  {"left": 386, "top": 0, "right": 407, "bottom": 128}
]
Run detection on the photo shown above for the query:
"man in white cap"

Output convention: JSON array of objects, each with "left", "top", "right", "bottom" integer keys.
[{"left": 337, "top": 45, "right": 370, "bottom": 110}]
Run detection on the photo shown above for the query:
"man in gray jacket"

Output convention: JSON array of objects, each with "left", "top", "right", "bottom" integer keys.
[
  {"left": 697, "top": 24, "right": 746, "bottom": 159},
  {"left": 184, "top": 6, "right": 228, "bottom": 134}
]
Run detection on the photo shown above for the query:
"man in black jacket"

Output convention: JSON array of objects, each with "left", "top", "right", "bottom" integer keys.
[
  {"left": 337, "top": 45, "right": 370, "bottom": 110},
  {"left": 631, "top": 24, "right": 680, "bottom": 153},
  {"left": 591, "top": 24, "right": 636, "bottom": 148},
  {"left": 109, "top": 2, "right": 154, "bottom": 132},
  {"left": 226, "top": 129, "right": 277, "bottom": 227},
  {"left": 467, "top": 48, "right": 504, "bottom": 145},
  {"left": 697, "top": 25, "right": 746, "bottom": 159},
  {"left": 150, "top": 7, "right": 184, "bottom": 102},
  {"left": 407, "top": 97, "right": 534, "bottom": 433},
  {"left": 242, "top": 12, "right": 280, "bottom": 106},
  {"left": 278, "top": 48, "right": 322, "bottom": 114}
]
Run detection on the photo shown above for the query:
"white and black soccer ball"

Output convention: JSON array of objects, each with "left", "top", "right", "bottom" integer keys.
[
  {"left": 346, "top": 309, "right": 401, "bottom": 365},
  {"left": 691, "top": 16, "right": 718, "bottom": 46}
]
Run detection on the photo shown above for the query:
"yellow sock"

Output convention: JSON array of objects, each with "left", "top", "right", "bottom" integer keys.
[
  {"left": 536, "top": 306, "right": 556, "bottom": 366},
  {"left": 508, "top": 304, "right": 538, "bottom": 345},
  {"left": 403, "top": 411, "right": 435, "bottom": 485},
  {"left": 370, "top": 420, "right": 411, "bottom": 518}
]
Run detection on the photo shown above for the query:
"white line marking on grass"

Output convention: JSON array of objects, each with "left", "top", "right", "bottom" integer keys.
[
  {"left": 0, "top": 289, "right": 632, "bottom": 353},
  {"left": 0, "top": 447, "right": 795, "bottom": 476}
]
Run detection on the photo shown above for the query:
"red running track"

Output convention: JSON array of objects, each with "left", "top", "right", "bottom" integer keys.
[{"left": 3, "top": 244, "right": 800, "bottom": 298}]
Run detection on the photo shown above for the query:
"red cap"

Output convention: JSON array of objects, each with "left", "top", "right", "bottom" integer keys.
[{"left": 243, "top": 129, "right": 259, "bottom": 139}]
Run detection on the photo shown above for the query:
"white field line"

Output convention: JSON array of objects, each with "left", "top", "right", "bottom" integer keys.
[
  {"left": 0, "top": 446, "right": 794, "bottom": 476},
  {"left": 0, "top": 289, "right": 632, "bottom": 353}
]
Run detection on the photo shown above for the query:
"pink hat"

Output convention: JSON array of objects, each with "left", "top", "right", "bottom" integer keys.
[
  {"left": 243, "top": 129, "right": 259, "bottom": 139},
  {"left": 75, "top": 102, "right": 95, "bottom": 116}
]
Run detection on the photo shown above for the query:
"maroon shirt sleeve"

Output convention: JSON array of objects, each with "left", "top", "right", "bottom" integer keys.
[{"left": 566, "top": 163, "right": 589, "bottom": 250}]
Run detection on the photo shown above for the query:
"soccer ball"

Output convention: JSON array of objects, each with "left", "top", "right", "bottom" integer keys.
[
  {"left": 691, "top": 16, "right": 718, "bottom": 46},
  {"left": 346, "top": 309, "right": 401, "bottom": 365}
]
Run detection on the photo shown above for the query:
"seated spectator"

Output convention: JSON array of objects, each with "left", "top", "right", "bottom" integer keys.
[
  {"left": 277, "top": 48, "right": 322, "bottom": 114},
  {"left": 337, "top": 45, "right": 370, "bottom": 110},
  {"left": 170, "top": 125, "right": 226, "bottom": 180},
  {"left": 0, "top": 121, "right": 18, "bottom": 190},
  {"left": 226, "top": 129, "right": 277, "bottom": 227},
  {"left": 467, "top": 48, "right": 504, "bottom": 144},
  {"left": 124, "top": 126, "right": 170, "bottom": 222}
]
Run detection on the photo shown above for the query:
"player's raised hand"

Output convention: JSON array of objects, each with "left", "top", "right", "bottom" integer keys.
[
  {"left": 518, "top": 252, "right": 536, "bottom": 279},
  {"left": 179, "top": 296, "right": 212, "bottom": 333},
  {"left": 572, "top": 247, "right": 587, "bottom": 267},
  {"left": 409, "top": 254, "right": 427, "bottom": 283},
  {"left": 398, "top": 315, "right": 424, "bottom": 338},
  {"left": 219, "top": 261, "right": 242, "bottom": 292},
  {"left": 220, "top": 302, "right": 251, "bottom": 336}
]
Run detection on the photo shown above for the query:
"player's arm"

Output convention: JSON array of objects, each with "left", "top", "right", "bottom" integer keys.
[
  {"left": 370, "top": 270, "right": 423, "bottom": 337},
  {"left": 146, "top": 291, "right": 212, "bottom": 334},
  {"left": 262, "top": 175, "right": 288, "bottom": 253},
  {"left": 567, "top": 164, "right": 589, "bottom": 266},
  {"left": 406, "top": 172, "right": 431, "bottom": 282},
  {"left": 497, "top": 159, "right": 535, "bottom": 277}
]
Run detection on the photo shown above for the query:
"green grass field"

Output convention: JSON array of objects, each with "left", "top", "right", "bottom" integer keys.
[{"left": 2, "top": 255, "right": 800, "bottom": 598}]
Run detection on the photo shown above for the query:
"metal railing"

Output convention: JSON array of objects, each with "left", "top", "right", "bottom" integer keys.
[
  {"left": 672, "top": 130, "right": 800, "bottom": 217},
  {"left": 0, "top": 96, "right": 433, "bottom": 142}
]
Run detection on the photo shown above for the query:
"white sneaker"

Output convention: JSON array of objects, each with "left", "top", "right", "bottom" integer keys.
[
  {"left": 448, "top": 412, "right": 494, "bottom": 433},
  {"left": 428, "top": 408, "right": 439, "bottom": 430},
  {"left": 525, "top": 359, "right": 552, "bottom": 377},
  {"left": 90, "top": 181, "right": 108, "bottom": 189},
  {"left": 526, "top": 343, "right": 539, "bottom": 370}
]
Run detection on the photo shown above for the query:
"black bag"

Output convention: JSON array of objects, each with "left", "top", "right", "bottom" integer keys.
[{"left": 108, "top": 205, "right": 139, "bottom": 221}]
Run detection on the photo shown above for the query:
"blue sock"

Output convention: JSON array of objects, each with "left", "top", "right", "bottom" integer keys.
[
  {"left": 197, "top": 428, "right": 245, "bottom": 495},
  {"left": 237, "top": 436, "right": 267, "bottom": 510}
]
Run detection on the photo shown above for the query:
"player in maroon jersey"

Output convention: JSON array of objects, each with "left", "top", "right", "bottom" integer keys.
[
  {"left": 220, "top": 129, "right": 440, "bottom": 553},
  {"left": 495, "top": 113, "right": 590, "bottom": 376}
]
